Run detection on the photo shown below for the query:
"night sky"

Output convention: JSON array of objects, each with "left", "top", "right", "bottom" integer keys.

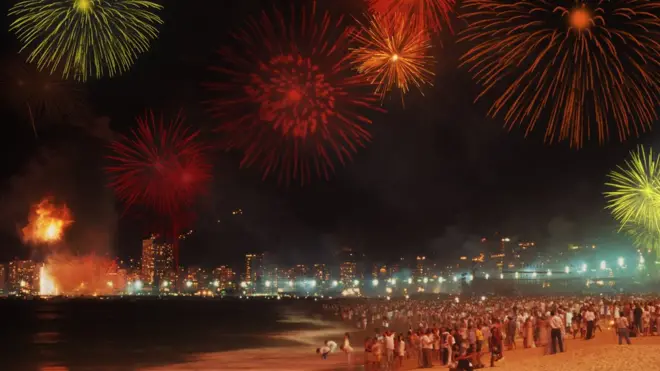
[{"left": 0, "top": 0, "right": 651, "bottom": 268}]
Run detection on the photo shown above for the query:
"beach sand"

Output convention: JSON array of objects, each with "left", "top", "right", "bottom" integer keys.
[{"left": 141, "top": 321, "right": 660, "bottom": 371}]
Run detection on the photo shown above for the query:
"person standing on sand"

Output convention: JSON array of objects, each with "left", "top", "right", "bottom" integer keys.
[
  {"left": 549, "top": 310, "right": 564, "bottom": 354},
  {"left": 634, "top": 304, "right": 643, "bottom": 334},
  {"left": 489, "top": 321, "right": 503, "bottom": 367},
  {"left": 421, "top": 329, "right": 434, "bottom": 368},
  {"left": 616, "top": 313, "right": 632, "bottom": 345},
  {"left": 384, "top": 330, "right": 395, "bottom": 369},
  {"left": 341, "top": 332, "right": 353, "bottom": 365},
  {"left": 585, "top": 308, "right": 595, "bottom": 340}
]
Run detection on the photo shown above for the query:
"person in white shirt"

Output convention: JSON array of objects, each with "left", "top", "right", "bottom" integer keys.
[
  {"left": 585, "top": 309, "right": 596, "bottom": 340},
  {"left": 325, "top": 340, "right": 337, "bottom": 353},
  {"left": 549, "top": 311, "right": 564, "bottom": 354},
  {"left": 421, "top": 329, "right": 434, "bottom": 368},
  {"left": 616, "top": 313, "right": 632, "bottom": 345},
  {"left": 384, "top": 331, "right": 395, "bottom": 367}
]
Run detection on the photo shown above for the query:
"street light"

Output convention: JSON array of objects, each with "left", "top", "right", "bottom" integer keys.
[
  {"left": 265, "top": 280, "right": 272, "bottom": 288},
  {"left": 372, "top": 279, "right": 379, "bottom": 287}
]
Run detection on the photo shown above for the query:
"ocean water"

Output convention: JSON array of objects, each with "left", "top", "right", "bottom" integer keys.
[{"left": 0, "top": 297, "right": 327, "bottom": 371}]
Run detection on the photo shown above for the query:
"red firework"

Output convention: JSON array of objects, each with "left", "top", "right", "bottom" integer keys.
[
  {"left": 367, "top": 0, "right": 455, "bottom": 33},
  {"left": 105, "top": 110, "right": 212, "bottom": 216},
  {"left": 205, "top": 1, "right": 382, "bottom": 184}
]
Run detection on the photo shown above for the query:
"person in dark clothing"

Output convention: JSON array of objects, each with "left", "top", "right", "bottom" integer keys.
[
  {"left": 455, "top": 345, "right": 474, "bottom": 371},
  {"left": 633, "top": 304, "right": 643, "bottom": 333},
  {"left": 489, "top": 321, "right": 503, "bottom": 367}
]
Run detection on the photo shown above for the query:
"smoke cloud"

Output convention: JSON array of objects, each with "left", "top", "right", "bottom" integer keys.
[{"left": 0, "top": 122, "right": 118, "bottom": 260}]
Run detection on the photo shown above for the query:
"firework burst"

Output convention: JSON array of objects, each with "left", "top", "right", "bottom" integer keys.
[
  {"left": 459, "top": 0, "right": 660, "bottom": 147},
  {"left": 349, "top": 12, "right": 435, "bottom": 103},
  {"left": 9, "top": 0, "right": 163, "bottom": 81},
  {"left": 605, "top": 146, "right": 660, "bottom": 233},
  {"left": 105, "top": 110, "right": 212, "bottom": 216},
  {"left": 205, "top": 1, "right": 382, "bottom": 184},
  {"left": 367, "top": 0, "right": 455, "bottom": 33}
]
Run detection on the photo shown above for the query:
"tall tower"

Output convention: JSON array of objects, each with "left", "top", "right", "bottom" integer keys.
[{"left": 141, "top": 237, "right": 156, "bottom": 284}]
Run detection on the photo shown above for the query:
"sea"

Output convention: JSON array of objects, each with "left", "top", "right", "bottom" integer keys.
[{"left": 0, "top": 297, "right": 332, "bottom": 371}]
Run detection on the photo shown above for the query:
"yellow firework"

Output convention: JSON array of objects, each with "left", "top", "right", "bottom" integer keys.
[
  {"left": 605, "top": 146, "right": 660, "bottom": 232},
  {"left": 9, "top": 0, "right": 163, "bottom": 81},
  {"left": 625, "top": 224, "right": 660, "bottom": 254},
  {"left": 349, "top": 12, "right": 435, "bottom": 102}
]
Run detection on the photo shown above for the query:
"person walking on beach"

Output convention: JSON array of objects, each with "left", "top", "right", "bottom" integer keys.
[
  {"left": 549, "top": 311, "right": 564, "bottom": 354},
  {"left": 616, "top": 313, "right": 632, "bottom": 345}
]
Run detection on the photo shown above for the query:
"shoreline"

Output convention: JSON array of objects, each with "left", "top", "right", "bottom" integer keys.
[{"left": 140, "top": 325, "right": 660, "bottom": 371}]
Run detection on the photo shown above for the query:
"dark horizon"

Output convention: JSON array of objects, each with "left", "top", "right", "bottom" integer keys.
[{"left": 0, "top": 0, "right": 652, "bottom": 269}]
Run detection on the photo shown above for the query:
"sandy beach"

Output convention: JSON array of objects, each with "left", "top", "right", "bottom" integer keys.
[{"left": 140, "top": 321, "right": 660, "bottom": 371}]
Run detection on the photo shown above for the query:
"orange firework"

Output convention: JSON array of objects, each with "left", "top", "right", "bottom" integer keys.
[
  {"left": 459, "top": 0, "right": 660, "bottom": 147},
  {"left": 367, "top": 0, "right": 455, "bottom": 33},
  {"left": 21, "top": 197, "right": 73, "bottom": 244},
  {"left": 350, "top": 12, "right": 435, "bottom": 103}
]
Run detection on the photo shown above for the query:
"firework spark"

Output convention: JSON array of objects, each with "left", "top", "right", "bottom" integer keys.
[
  {"left": 1, "top": 59, "right": 83, "bottom": 137},
  {"left": 205, "top": 1, "right": 382, "bottom": 184},
  {"left": 350, "top": 12, "right": 435, "bottom": 103},
  {"left": 9, "top": 0, "right": 163, "bottom": 81},
  {"left": 459, "top": 0, "right": 660, "bottom": 147},
  {"left": 626, "top": 224, "right": 660, "bottom": 254},
  {"left": 367, "top": 0, "right": 455, "bottom": 33},
  {"left": 605, "top": 146, "right": 660, "bottom": 233},
  {"left": 21, "top": 197, "right": 74, "bottom": 245},
  {"left": 105, "top": 110, "right": 211, "bottom": 216}
]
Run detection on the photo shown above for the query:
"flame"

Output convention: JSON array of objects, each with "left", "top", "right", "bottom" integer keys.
[
  {"left": 39, "top": 254, "right": 121, "bottom": 296},
  {"left": 39, "top": 265, "right": 59, "bottom": 296},
  {"left": 22, "top": 197, "right": 73, "bottom": 244}
]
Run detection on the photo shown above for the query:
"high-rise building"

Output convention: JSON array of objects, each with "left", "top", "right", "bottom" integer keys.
[
  {"left": 213, "top": 266, "right": 236, "bottom": 290},
  {"left": 8, "top": 259, "right": 37, "bottom": 293},
  {"left": 0, "top": 263, "right": 5, "bottom": 292},
  {"left": 141, "top": 236, "right": 175, "bottom": 286},
  {"left": 292, "top": 264, "right": 308, "bottom": 279},
  {"left": 244, "top": 253, "right": 264, "bottom": 283},
  {"left": 313, "top": 264, "right": 329, "bottom": 282},
  {"left": 339, "top": 262, "right": 356, "bottom": 285},
  {"left": 415, "top": 256, "right": 426, "bottom": 278}
]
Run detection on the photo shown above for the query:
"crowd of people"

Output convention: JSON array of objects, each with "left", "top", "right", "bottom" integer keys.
[{"left": 320, "top": 295, "right": 660, "bottom": 370}]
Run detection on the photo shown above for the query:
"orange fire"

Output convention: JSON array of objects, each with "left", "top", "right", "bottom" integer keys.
[
  {"left": 40, "top": 254, "right": 121, "bottom": 296},
  {"left": 21, "top": 197, "right": 74, "bottom": 244}
]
